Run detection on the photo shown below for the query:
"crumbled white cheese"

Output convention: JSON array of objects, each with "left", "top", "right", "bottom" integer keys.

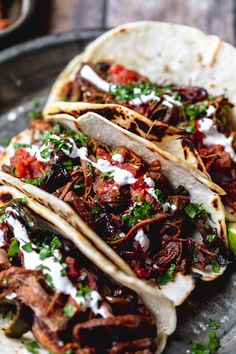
[
  {"left": 134, "top": 228, "right": 150, "bottom": 252},
  {"left": 198, "top": 118, "right": 236, "bottom": 162},
  {"left": 112, "top": 153, "right": 124, "bottom": 163},
  {"left": 144, "top": 174, "right": 155, "bottom": 187}
]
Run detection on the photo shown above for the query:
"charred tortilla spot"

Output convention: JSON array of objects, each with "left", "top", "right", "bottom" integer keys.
[
  {"left": 134, "top": 119, "right": 150, "bottom": 134},
  {"left": 183, "top": 148, "right": 188, "bottom": 159},
  {"left": 181, "top": 138, "right": 195, "bottom": 152},
  {"left": 219, "top": 219, "right": 225, "bottom": 240},
  {"left": 212, "top": 198, "right": 219, "bottom": 210},
  {"left": 148, "top": 125, "right": 166, "bottom": 139},
  {"left": 0, "top": 192, "right": 12, "bottom": 203},
  {"left": 129, "top": 122, "right": 139, "bottom": 134},
  {"left": 197, "top": 163, "right": 203, "bottom": 172}
]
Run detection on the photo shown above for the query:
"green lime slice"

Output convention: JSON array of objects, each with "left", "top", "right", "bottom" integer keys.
[{"left": 228, "top": 223, "right": 236, "bottom": 256}]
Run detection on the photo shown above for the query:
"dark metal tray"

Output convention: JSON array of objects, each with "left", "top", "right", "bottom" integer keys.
[{"left": 0, "top": 29, "right": 235, "bottom": 354}]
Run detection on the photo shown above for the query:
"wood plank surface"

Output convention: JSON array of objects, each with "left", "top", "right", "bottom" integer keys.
[
  {"left": 49, "top": 0, "right": 105, "bottom": 32},
  {"left": 106, "top": 0, "right": 235, "bottom": 44},
  {"left": 48, "top": 0, "right": 235, "bottom": 44}
]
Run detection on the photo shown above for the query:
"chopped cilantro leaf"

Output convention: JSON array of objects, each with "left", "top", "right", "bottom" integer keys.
[
  {"left": 109, "top": 81, "right": 159, "bottom": 103},
  {"left": 157, "top": 264, "right": 176, "bottom": 285},
  {"left": 10, "top": 166, "right": 16, "bottom": 176},
  {"left": 134, "top": 195, "right": 142, "bottom": 202},
  {"left": 0, "top": 214, "right": 8, "bottom": 224},
  {"left": 212, "top": 259, "right": 220, "bottom": 273},
  {"left": 91, "top": 206, "right": 101, "bottom": 216},
  {"left": 122, "top": 201, "right": 153, "bottom": 227},
  {"left": 76, "top": 283, "right": 92, "bottom": 297},
  {"left": 155, "top": 189, "right": 165, "bottom": 204},
  {"left": 71, "top": 132, "right": 89, "bottom": 147},
  {"left": 208, "top": 319, "right": 221, "bottom": 330},
  {"left": 8, "top": 239, "right": 20, "bottom": 257},
  {"left": 207, "top": 234, "right": 216, "bottom": 242},
  {"left": 2, "top": 278, "right": 8, "bottom": 286},
  {"left": 40, "top": 147, "right": 50, "bottom": 159},
  {"left": 100, "top": 170, "right": 114, "bottom": 181},
  {"left": 52, "top": 123, "right": 62, "bottom": 134},
  {"left": 74, "top": 183, "right": 85, "bottom": 191},
  {"left": 39, "top": 247, "right": 50, "bottom": 260},
  {"left": 22, "top": 242, "right": 33, "bottom": 253},
  {"left": 190, "top": 331, "right": 220, "bottom": 354},
  {"left": 50, "top": 236, "right": 61, "bottom": 250},
  {"left": 13, "top": 143, "right": 32, "bottom": 150},
  {"left": 24, "top": 340, "right": 40, "bottom": 354},
  {"left": 27, "top": 111, "right": 41, "bottom": 120},
  {"left": 1, "top": 138, "right": 10, "bottom": 147},
  {"left": 185, "top": 203, "right": 211, "bottom": 220},
  {"left": 25, "top": 175, "right": 47, "bottom": 186},
  {"left": 43, "top": 273, "right": 55, "bottom": 290},
  {"left": 63, "top": 304, "right": 77, "bottom": 318}
]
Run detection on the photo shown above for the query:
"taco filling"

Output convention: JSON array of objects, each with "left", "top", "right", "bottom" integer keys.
[
  {"left": 59, "top": 62, "right": 236, "bottom": 217},
  {"left": 0, "top": 197, "right": 157, "bottom": 353},
  {"left": 2, "top": 121, "right": 227, "bottom": 284}
]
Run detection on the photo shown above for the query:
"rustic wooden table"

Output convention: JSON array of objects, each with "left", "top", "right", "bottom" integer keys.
[{"left": 49, "top": 0, "right": 235, "bottom": 44}]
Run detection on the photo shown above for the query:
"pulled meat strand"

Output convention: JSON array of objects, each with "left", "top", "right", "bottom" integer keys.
[{"left": 109, "top": 213, "right": 167, "bottom": 246}]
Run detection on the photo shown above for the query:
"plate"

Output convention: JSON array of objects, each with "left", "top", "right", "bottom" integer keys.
[{"left": 0, "top": 29, "right": 235, "bottom": 354}]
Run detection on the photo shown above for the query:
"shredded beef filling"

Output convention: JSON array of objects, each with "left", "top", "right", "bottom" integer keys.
[
  {"left": 61, "top": 62, "right": 235, "bottom": 212},
  {"left": 4, "top": 126, "right": 227, "bottom": 284},
  {"left": 0, "top": 200, "right": 156, "bottom": 353}
]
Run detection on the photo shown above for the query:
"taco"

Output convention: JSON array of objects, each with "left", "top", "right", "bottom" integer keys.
[
  {"left": 0, "top": 110, "right": 228, "bottom": 305},
  {"left": 0, "top": 184, "right": 176, "bottom": 353},
  {"left": 43, "top": 21, "right": 236, "bottom": 221}
]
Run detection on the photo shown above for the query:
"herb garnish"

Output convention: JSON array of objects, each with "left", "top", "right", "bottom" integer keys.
[
  {"left": 76, "top": 283, "right": 92, "bottom": 298},
  {"left": 0, "top": 214, "right": 8, "bottom": 225},
  {"left": 13, "top": 143, "right": 32, "bottom": 150},
  {"left": 185, "top": 203, "right": 211, "bottom": 220},
  {"left": 109, "top": 81, "right": 158, "bottom": 103},
  {"left": 25, "top": 175, "right": 47, "bottom": 187},
  {"left": 40, "top": 147, "right": 50, "bottom": 159},
  {"left": 91, "top": 206, "right": 101, "bottom": 216},
  {"left": 22, "top": 242, "right": 33, "bottom": 253},
  {"left": 100, "top": 170, "right": 115, "bottom": 182},
  {"left": 212, "top": 259, "right": 220, "bottom": 273},
  {"left": 155, "top": 189, "right": 166, "bottom": 204},
  {"left": 74, "top": 183, "right": 85, "bottom": 191},
  {"left": 8, "top": 239, "right": 20, "bottom": 257},
  {"left": 157, "top": 264, "right": 176, "bottom": 285},
  {"left": 122, "top": 201, "right": 152, "bottom": 227},
  {"left": 63, "top": 304, "right": 77, "bottom": 318},
  {"left": 190, "top": 319, "right": 221, "bottom": 354},
  {"left": 1, "top": 138, "right": 10, "bottom": 147},
  {"left": 24, "top": 340, "right": 40, "bottom": 354}
]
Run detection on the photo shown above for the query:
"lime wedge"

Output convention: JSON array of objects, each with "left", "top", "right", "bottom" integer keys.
[{"left": 228, "top": 223, "right": 236, "bottom": 256}]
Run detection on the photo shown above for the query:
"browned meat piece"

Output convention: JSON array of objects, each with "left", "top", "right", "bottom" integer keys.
[
  {"left": 64, "top": 191, "right": 95, "bottom": 228},
  {"left": 109, "top": 337, "right": 156, "bottom": 354},
  {"left": 73, "top": 314, "right": 155, "bottom": 344}
]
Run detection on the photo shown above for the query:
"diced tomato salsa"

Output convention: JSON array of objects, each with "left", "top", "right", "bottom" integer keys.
[
  {"left": 108, "top": 64, "right": 141, "bottom": 84},
  {"left": 10, "top": 148, "right": 47, "bottom": 179}
]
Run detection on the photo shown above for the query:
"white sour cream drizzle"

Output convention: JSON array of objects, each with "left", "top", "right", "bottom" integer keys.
[
  {"left": 134, "top": 228, "right": 150, "bottom": 252},
  {"left": 80, "top": 65, "right": 184, "bottom": 107},
  {"left": 198, "top": 118, "right": 236, "bottom": 163},
  {"left": 0, "top": 229, "right": 4, "bottom": 247},
  {"left": 5, "top": 208, "right": 109, "bottom": 317},
  {"left": 112, "top": 153, "right": 124, "bottom": 163},
  {"left": 144, "top": 174, "right": 155, "bottom": 188},
  {"left": 64, "top": 146, "right": 137, "bottom": 186}
]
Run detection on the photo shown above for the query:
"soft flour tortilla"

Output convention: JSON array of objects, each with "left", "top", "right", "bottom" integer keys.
[
  {"left": 45, "top": 21, "right": 236, "bottom": 116},
  {"left": 44, "top": 102, "right": 209, "bottom": 177},
  {"left": 44, "top": 21, "right": 236, "bottom": 219},
  {"left": 0, "top": 185, "right": 176, "bottom": 354},
  {"left": 0, "top": 109, "right": 227, "bottom": 304}
]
